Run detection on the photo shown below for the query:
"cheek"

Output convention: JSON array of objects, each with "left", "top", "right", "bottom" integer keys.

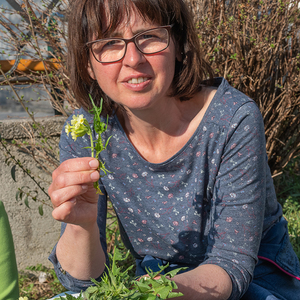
[
  {"left": 159, "top": 55, "right": 176, "bottom": 81},
  {"left": 94, "top": 65, "right": 120, "bottom": 88},
  {"left": 87, "top": 64, "right": 95, "bottom": 80}
]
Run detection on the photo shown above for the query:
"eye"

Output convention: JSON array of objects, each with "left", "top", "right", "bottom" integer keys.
[
  {"left": 104, "top": 40, "right": 119, "bottom": 47},
  {"left": 141, "top": 34, "right": 154, "bottom": 39},
  {"left": 139, "top": 33, "right": 160, "bottom": 41},
  {"left": 93, "top": 39, "right": 123, "bottom": 53}
]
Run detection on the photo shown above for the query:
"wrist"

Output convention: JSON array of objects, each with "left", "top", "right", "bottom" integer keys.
[{"left": 65, "top": 221, "right": 99, "bottom": 236}]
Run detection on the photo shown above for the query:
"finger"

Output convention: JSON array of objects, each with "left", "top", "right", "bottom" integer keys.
[
  {"left": 52, "top": 196, "right": 97, "bottom": 224},
  {"left": 50, "top": 183, "right": 90, "bottom": 208},
  {"left": 52, "top": 169, "right": 100, "bottom": 191},
  {"left": 52, "top": 198, "right": 77, "bottom": 223},
  {"left": 52, "top": 157, "right": 99, "bottom": 180}
]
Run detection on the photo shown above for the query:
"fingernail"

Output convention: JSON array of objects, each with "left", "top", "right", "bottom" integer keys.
[
  {"left": 69, "top": 198, "right": 76, "bottom": 203},
  {"left": 90, "top": 171, "right": 99, "bottom": 180},
  {"left": 89, "top": 159, "right": 99, "bottom": 169},
  {"left": 82, "top": 185, "right": 88, "bottom": 190}
]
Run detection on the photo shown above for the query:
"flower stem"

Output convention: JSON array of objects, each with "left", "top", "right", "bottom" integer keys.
[{"left": 89, "top": 132, "right": 95, "bottom": 158}]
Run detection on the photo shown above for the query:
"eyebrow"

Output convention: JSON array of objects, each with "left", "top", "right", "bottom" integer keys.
[{"left": 109, "top": 27, "right": 155, "bottom": 38}]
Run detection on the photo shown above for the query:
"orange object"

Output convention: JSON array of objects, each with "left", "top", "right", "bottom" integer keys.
[{"left": 0, "top": 59, "right": 61, "bottom": 74}]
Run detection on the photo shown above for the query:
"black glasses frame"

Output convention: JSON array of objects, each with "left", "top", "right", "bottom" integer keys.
[{"left": 86, "top": 24, "right": 174, "bottom": 63}]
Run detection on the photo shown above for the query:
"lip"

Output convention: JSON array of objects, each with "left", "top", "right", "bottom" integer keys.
[{"left": 121, "top": 74, "right": 152, "bottom": 91}]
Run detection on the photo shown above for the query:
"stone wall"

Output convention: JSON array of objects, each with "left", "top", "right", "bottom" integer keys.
[{"left": 0, "top": 116, "right": 66, "bottom": 271}]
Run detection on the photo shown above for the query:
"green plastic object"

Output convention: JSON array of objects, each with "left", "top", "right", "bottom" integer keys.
[{"left": 0, "top": 201, "right": 19, "bottom": 300}]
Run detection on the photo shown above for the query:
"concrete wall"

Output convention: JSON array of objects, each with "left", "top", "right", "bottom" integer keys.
[{"left": 0, "top": 116, "right": 66, "bottom": 271}]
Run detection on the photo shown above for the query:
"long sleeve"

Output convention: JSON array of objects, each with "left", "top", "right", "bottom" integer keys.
[
  {"left": 48, "top": 109, "right": 109, "bottom": 291},
  {"left": 201, "top": 101, "right": 267, "bottom": 298}
]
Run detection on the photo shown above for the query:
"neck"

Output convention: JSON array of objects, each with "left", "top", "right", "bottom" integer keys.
[
  {"left": 120, "top": 97, "right": 191, "bottom": 140},
  {"left": 116, "top": 87, "right": 215, "bottom": 163}
]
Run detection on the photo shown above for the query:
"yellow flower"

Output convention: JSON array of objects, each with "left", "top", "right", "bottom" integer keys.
[
  {"left": 65, "top": 123, "right": 71, "bottom": 135},
  {"left": 66, "top": 114, "right": 91, "bottom": 141},
  {"left": 78, "top": 114, "right": 85, "bottom": 124},
  {"left": 71, "top": 131, "right": 77, "bottom": 141},
  {"left": 71, "top": 114, "right": 84, "bottom": 126},
  {"left": 19, "top": 297, "right": 29, "bottom": 300},
  {"left": 70, "top": 115, "right": 77, "bottom": 126}
]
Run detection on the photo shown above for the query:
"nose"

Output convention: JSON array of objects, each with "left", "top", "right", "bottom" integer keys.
[{"left": 122, "top": 41, "right": 146, "bottom": 67}]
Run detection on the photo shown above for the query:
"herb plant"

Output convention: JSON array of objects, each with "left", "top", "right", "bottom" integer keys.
[
  {"left": 58, "top": 248, "right": 186, "bottom": 300},
  {"left": 65, "top": 95, "right": 111, "bottom": 194}
]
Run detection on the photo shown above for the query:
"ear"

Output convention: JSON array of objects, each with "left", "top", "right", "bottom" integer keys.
[
  {"left": 87, "top": 60, "right": 96, "bottom": 80},
  {"left": 176, "top": 50, "right": 183, "bottom": 62},
  {"left": 174, "top": 42, "right": 183, "bottom": 62}
]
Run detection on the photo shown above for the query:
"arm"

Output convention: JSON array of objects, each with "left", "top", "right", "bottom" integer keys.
[
  {"left": 199, "top": 101, "right": 267, "bottom": 298},
  {"left": 56, "top": 219, "right": 105, "bottom": 281},
  {"left": 49, "top": 157, "right": 106, "bottom": 280},
  {"left": 172, "top": 264, "right": 232, "bottom": 300},
  {"left": 170, "top": 101, "right": 267, "bottom": 299},
  {"left": 48, "top": 110, "right": 108, "bottom": 291}
]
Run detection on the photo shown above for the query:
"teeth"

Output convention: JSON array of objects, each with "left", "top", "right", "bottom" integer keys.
[{"left": 128, "top": 77, "right": 148, "bottom": 84}]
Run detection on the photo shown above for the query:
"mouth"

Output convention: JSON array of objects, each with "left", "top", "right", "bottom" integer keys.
[{"left": 127, "top": 77, "right": 149, "bottom": 84}]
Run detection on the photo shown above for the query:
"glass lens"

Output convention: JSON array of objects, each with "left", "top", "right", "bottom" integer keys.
[
  {"left": 92, "top": 39, "right": 125, "bottom": 63},
  {"left": 90, "top": 27, "right": 170, "bottom": 63},
  {"left": 136, "top": 28, "right": 169, "bottom": 54}
]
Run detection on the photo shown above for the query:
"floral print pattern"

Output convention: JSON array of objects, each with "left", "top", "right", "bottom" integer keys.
[{"left": 55, "top": 78, "right": 283, "bottom": 297}]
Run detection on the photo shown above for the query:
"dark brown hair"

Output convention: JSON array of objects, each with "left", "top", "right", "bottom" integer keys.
[{"left": 67, "top": 0, "right": 214, "bottom": 115}]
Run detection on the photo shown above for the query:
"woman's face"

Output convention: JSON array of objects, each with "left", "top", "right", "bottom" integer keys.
[{"left": 87, "top": 9, "right": 178, "bottom": 114}]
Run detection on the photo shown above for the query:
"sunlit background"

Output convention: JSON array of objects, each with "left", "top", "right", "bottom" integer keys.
[{"left": 0, "top": 0, "right": 56, "bottom": 119}]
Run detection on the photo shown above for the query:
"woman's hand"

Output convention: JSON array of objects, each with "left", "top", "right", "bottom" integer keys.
[{"left": 48, "top": 157, "right": 100, "bottom": 226}]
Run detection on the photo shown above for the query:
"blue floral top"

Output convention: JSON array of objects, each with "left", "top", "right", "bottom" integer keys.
[{"left": 49, "top": 78, "right": 299, "bottom": 298}]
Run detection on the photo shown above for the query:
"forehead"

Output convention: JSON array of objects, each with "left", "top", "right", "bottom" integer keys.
[
  {"left": 95, "top": 0, "right": 165, "bottom": 38},
  {"left": 110, "top": 10, "right": 157, "bottom": 35}
]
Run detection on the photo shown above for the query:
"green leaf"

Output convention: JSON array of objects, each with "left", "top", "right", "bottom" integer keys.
[
  {"left": 11, "top": 165, "right": 17, "bottom": 181},
  {"left": 145, "top": 294, "right": 158, "bottom": 300},
  {"left": 165, "top": 267, "right": 188, "bottom": 278},
  {"left": 86, "top": 286, "right": 98, "bottom": 293},
  {"left": 167, "top": 292, "right": 184, "bottom": 298},
  {"left": 15, "top": 190, "right": 20, "bottom": 201},
  {"left": 135, "top": 281, "right": 152, "bottom": 293},
  {"left": 156, "top": 286, "right": 170, "bottom": 298},
  {"left": 24, "top": 196, "right": 29, "bottom": 208},
  {"left": 65, "top": 293, "right": 84, "bottom": 300},
  {"left": 105, "top": 135, "right": 112, "bottom": 149},
  {"left": 38, "top": 205, "right": 44, "bottom": 216}
]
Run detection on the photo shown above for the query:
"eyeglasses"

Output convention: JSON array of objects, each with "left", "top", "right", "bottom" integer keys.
[{"left": 86, "top": 25, "right": 174, "bottom": 63}]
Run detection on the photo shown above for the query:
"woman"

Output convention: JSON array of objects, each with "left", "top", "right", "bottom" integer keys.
[{"left": 48, "top": 0, "right": 300, "bottom": 299}]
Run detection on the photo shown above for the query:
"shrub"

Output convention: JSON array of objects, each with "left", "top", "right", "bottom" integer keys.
[
  {"left": 188, "top": 0, "right": 300, "bottom": 175},
  {"left": 1, "top": 0, "right": 300, "bottom": 176},
  {"left": 0, "top": 0, "right": 75, "bottom": 115}
]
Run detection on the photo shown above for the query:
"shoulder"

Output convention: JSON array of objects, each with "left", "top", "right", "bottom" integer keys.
[{"left": 204, "top": 78, "right": 262, "bottom": 128}]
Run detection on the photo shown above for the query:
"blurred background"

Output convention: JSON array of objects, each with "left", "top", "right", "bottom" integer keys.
[{"left": 0, "top": 0, "right": 61, "bottom": 120}]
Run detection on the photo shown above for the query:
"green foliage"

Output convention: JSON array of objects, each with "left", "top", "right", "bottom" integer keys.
[
  {"left": 66, "top": 96, "right": 111, "bottom": 194},
  {"left": 274, "top": 156, "right": 300, "bottom": 260},
  {"left": 1, "top": 1, "right": 299, "bottom": 297},
  {"left": 55, "top": 247, "right": 186, "bottom": 300},
  {"left": 87, "top": 96, "right": 112, "bottom": 182},
  {"left": 0, "top": 135, "right": 53, "bottom": 215},
  {"left": 283, "top": 197, "right": 300, "bottom": 259},
  {"left": 192, "top": 0, "right": 300, "bottom": 175},
  {"left": 0, "top": 0, "right": 70, "bottom": 213},
  {"left": 19, "top": 264, "right": 67, "bottom": 300}
]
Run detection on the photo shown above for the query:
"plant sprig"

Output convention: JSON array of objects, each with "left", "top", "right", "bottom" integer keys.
[
  {"left": 57, "top": 247, "right": 186, "bottom": 300},
  {"left": 65, "top": 95, "right": 111, "bottom": 194}
]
